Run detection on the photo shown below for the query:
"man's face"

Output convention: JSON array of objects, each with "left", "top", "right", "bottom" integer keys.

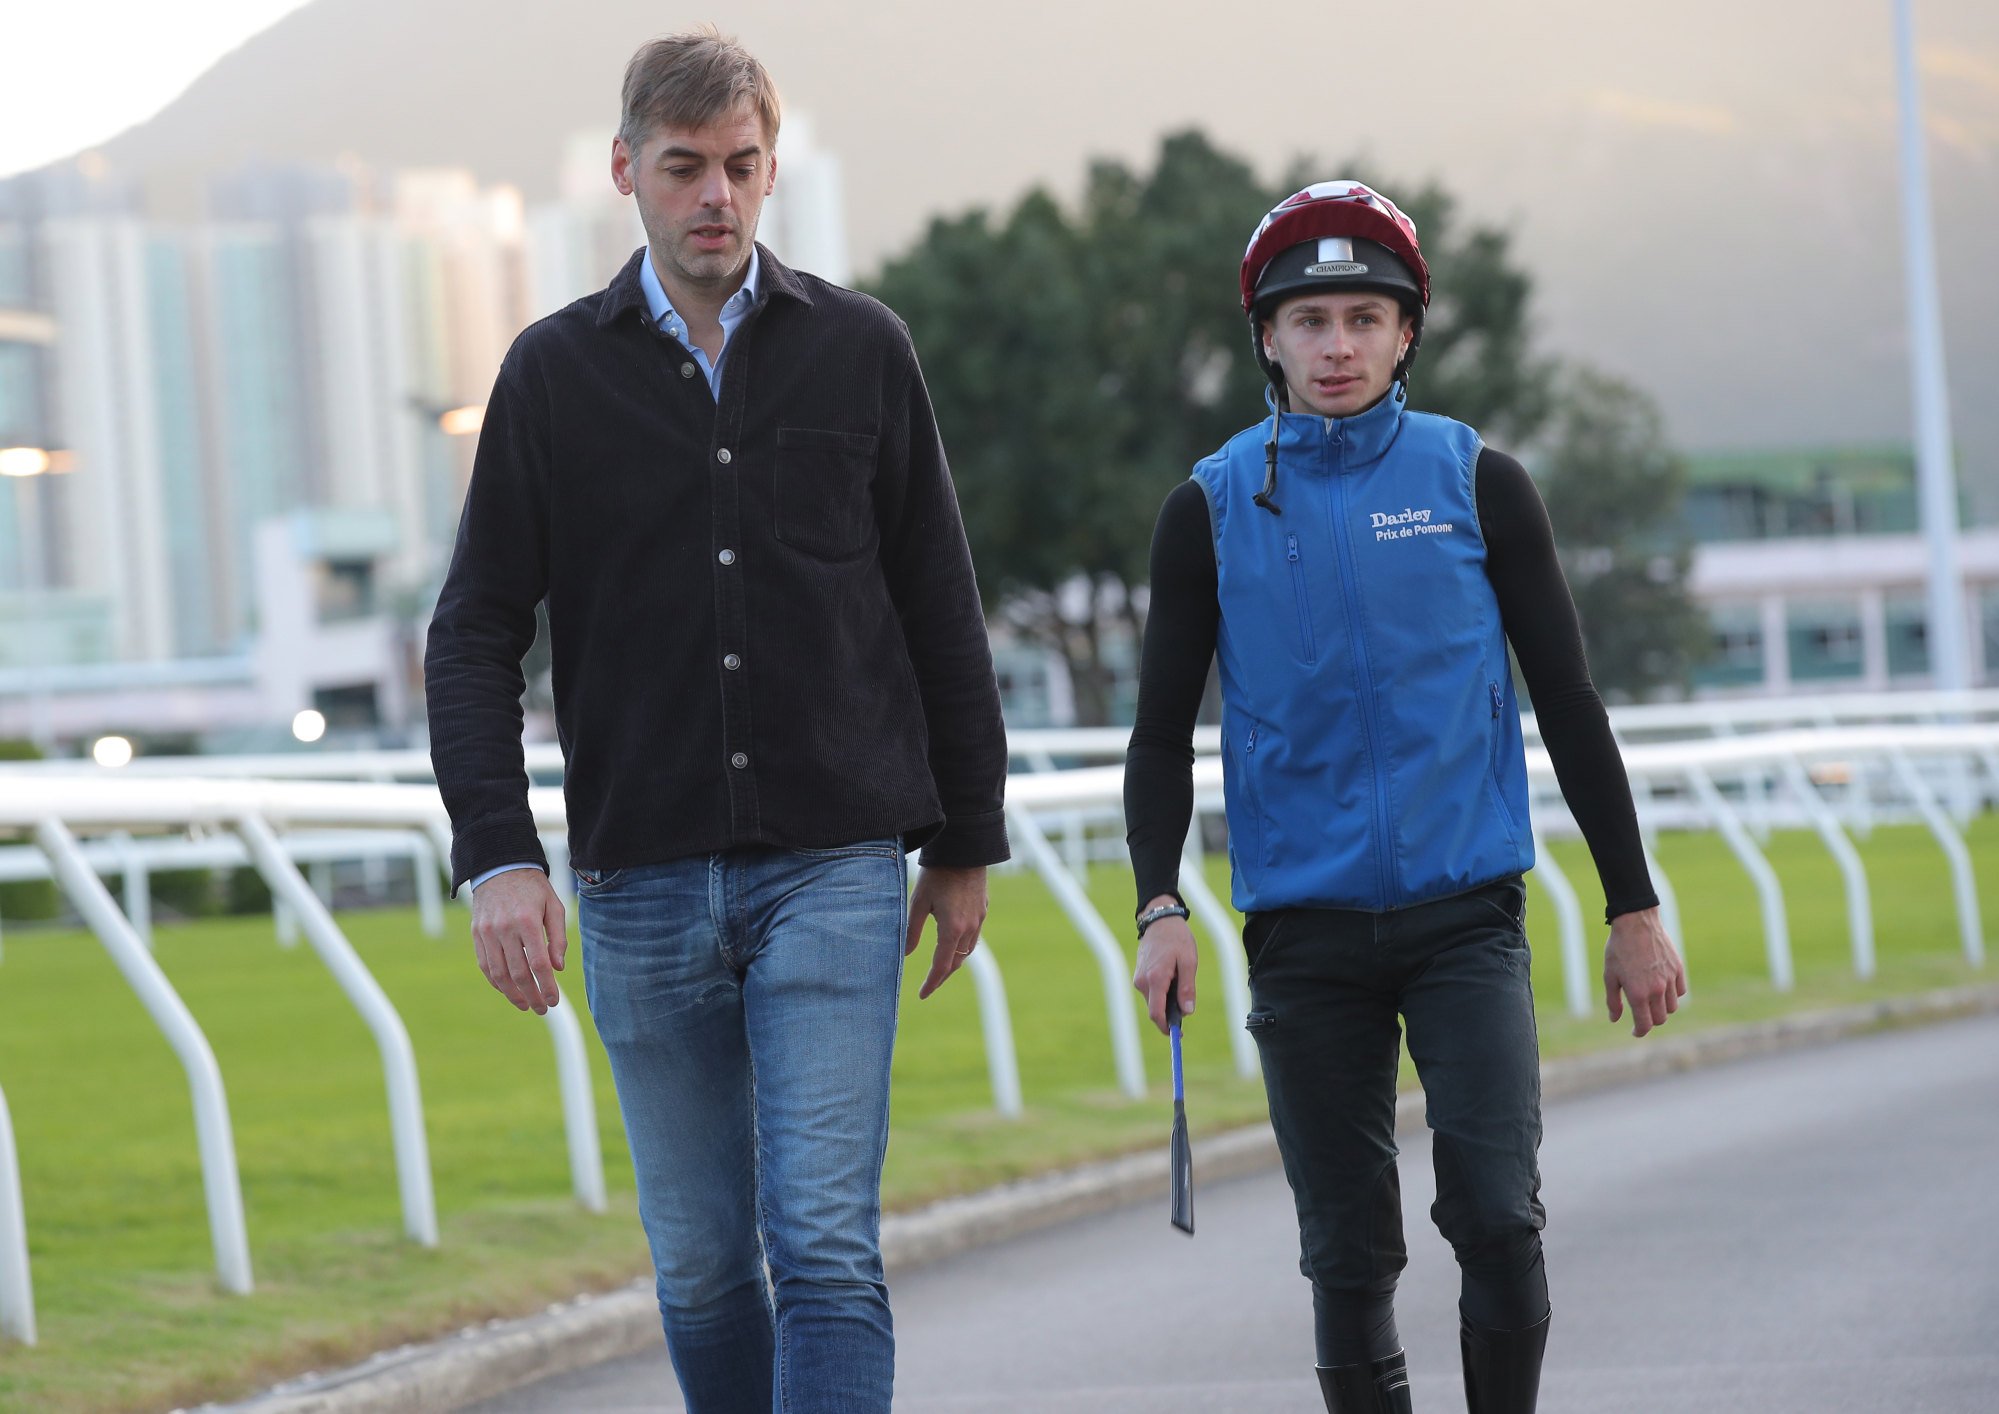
[
  {"left": 1261, "top": 290, "right": 1415, "bottom": 418},
  {"left": 612, "top": 104, "right": 776, "bottom": 293}
]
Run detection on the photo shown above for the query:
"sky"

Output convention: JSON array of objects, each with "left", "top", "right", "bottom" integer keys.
[
  {"left": 5, "top": 0, "right": 1995, "bottom": 501},
  {"left": 0, "top": 0, "right": 313, "bottom": 177}
]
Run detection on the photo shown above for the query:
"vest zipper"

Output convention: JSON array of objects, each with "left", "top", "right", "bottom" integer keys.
[
  {"left": 1326, "top": 428, "right": 1395, "bottom": 908},
  {"left": 1286, "top": 533, "right": 1317, "bottom": 664},
  {"left": 1243, "top": 723, "right": 1264, "bottom": 865}
]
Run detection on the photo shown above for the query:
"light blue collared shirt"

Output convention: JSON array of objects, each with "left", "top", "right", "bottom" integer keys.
[
  {"left": 639, "top": 245, "right": 761, "bottom": 399},
  {"left": 467, "top": 248, "right": 763, "bottom": 898}
]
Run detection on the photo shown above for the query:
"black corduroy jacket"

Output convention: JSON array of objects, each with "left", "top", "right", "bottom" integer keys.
[{"left": 424, "top": 246, "right": 1010, "bottom": 893}]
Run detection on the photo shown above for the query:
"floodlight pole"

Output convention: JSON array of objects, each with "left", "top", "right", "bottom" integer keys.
[{"left": 1893, "top": 0, "right": 1967, "bottom": 691}]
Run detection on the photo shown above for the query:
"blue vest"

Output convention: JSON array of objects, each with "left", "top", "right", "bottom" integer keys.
[{"left": 1191, "top": 386, "right": 1534, "bottom": 913}]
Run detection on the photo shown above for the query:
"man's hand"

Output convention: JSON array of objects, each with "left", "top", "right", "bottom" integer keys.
[
  {"left": 471, "top": 868, "right": 567, "bottom": 1014},
  {"left": 906, "top": 864, "right": 988, "bottom": 1000},
  {"left": 1603, "top": 905, "right": 1686, "bottom": 1038},
  {"left": 1132, "top": 895, "right": 1199, "bottom": 1035}
]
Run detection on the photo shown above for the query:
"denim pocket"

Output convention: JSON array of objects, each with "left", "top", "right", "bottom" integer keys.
[
  {"left": 572, "top": 865, "right": 627, "bottom": 895},
  {"left": 775, "top": 427, "right": 879, "bottom": 560},
  {"left": 790, "top": 838, "right": 903, "bottom": 863},
  {"left": 1244, "top": 1007, "right": 1279, "bottom": 1036}
]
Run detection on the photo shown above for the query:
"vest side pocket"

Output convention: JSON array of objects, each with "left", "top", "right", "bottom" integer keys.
[
  {"left": 1229, "top": 718, "right": 1268, "bottom": 873},
  {"left": 1487, "top": 679, "right": 1521, "bottom": 852}
]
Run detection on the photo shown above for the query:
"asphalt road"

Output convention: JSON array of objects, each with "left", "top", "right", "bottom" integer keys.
[{"left": 465, "top": 1014, "right": 1999, "bottom": 1413}]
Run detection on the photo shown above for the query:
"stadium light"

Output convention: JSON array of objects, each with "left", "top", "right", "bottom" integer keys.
[
  {"left": 437, "top": 405, "right": 485, "bottom": 437},
  {"left": 0, "top": 447, "right": 75, "bottom": 477}
]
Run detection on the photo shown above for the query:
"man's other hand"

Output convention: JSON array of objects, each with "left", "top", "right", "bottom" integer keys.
[
  {"left": 1132, "top": 897, "right": 1198, "bottom": 1035},
  {"left": 471, "top": 868, "right": 567, "bottom": 1014},
  {"left": 1603, "top": 905, "right": 1686, "bottom": 1038},
  {"left": 906, "top": 864, "right": 989, "bottom": 1000}
]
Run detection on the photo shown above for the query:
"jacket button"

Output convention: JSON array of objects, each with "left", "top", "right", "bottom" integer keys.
[
  {"left": 680, "top": 362, "right": 696, "bottom": 378},
  {"left": 723, "top": 654, "right": 741, "bottom": 670},
  {"left": 731, "top": 752, "right": 749, "bottom": 769},
  {"left": 717, "top": 448, "right": 732, "bottom": 464},
  {"left": 718, "top": 548, "right": 736, "bottom": 566}
]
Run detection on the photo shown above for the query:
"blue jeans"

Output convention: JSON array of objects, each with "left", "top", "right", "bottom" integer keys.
[{"left": 577, "top": 842, "right": 907, "bottom": 1413}]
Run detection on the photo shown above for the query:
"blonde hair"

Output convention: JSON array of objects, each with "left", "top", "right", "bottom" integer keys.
[{"left": 618, "top": 28, "right": 782, "bottom": 156}]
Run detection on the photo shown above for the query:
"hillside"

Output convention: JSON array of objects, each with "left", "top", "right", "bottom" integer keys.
[{"left": 44, "top": 0, "right": 1999, "bottom": 497}]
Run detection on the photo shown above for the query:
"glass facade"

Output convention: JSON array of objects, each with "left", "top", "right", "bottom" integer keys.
[
  {"left": 1980, "top": 588, "right": 1999, "bottom": 685},
  {"left": 1, "top": 224, "right": 42, "bottom": 598},
  {"left": 147, "top": 234, "right": 220, "bottom": 656},
  {"left": 993, "top": 644, "right": 1058, "bottom": 729},
  {"left": 1884, "top": 591, "right": 1929, "bottom": 679},
  {"left": 1786, "top": 598, "right": 1865, "bottom": 682},
  {"left": 209, "top": 227, "right": 310, "bottom": 639},
  {"left": 1693, "top": 601, "right": 1766, "bottom": 689}
]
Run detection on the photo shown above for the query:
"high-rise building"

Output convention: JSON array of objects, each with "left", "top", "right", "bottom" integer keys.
[
  {"left": 524, "top": 133, "right": 646, "bottom": 321},
  {"left": 760, "top": 114, "right": 849, "bottom": 286},
  {"left": 40, "top": 214, "right": 177, "bottom": 661},
  {"left": 0, "top": 127, "right": 853, "bottom": 741},
  {"left": 204, "top": 220, "right": 312, "bottom": 643},
  {"left": 143, "top": 228, "right": 227, "bottom": 656}
]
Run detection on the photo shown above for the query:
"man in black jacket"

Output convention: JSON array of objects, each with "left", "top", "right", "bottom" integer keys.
[{"left": 423, "top": 30, "right": 1008, "bottom": 1414}]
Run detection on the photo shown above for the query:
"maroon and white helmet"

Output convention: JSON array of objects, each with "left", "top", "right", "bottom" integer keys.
[
  {"left": 1240, "top": 180, "right": 1429, "bottom": 314},
  {"left": 1240, "top": 182, "right": 1432, "bottom": 514}
]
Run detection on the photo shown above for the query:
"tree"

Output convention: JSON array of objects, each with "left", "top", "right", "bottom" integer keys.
[
  {"left": 867, "top": 132, "right": 1563, "bottom": 722},
  {"left": 1533, "top": 368, "right": 1707, "bottom": 700}
]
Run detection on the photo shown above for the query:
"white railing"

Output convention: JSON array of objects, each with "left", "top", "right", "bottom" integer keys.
[
  {"left": 33, "top": 819, "right": 255, "bottom": 1294},
  {"left": 0, "top": 829, "right": 446, "bottom": 957},
  {"left": 0, "top": 776, "right": 608, "bottom": 1337},
  {"left": 992, "top": 723, "right": 1997, "bottom": 1098},
  {"left": 0, "top": 1082, "right": 31, "bottom": 1346},
  {"left": 0, "top": 720, "right": 1991, "bottom": 1342}
]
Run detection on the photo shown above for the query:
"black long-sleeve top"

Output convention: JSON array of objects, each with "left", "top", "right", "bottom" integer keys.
[
  {"left": 425, "top": 246, "right": 1010, "bottom": 893},
  {"left": 1124, "top": 447, "right": 1657, "bottom": 924}
]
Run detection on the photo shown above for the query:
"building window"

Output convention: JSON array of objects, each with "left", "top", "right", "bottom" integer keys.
[
  {"left": 1884, "top": 591, "right": 1929, "bottom": 678},
  {"left": 312, "top": 683, "right": 380, "bottom": 731},
  {"left": 1980, "top": 588, "right": 1999, "bottom": 684},
  {"left": 1693, "top": 602, "right": 1765, "bottom": 689},
  {"left": 315, "top": 559, "right": 376, "bottom": 624},
  {"left": 1786, "top": 598, "right": 1864, "bottom": 682},
  {"left": 993, "top": 652, "right": 1055, "bottom": 729}
]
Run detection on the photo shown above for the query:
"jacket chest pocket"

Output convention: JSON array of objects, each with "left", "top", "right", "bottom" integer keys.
[
  {"left": 1285, "top": 532, "right": 1318, "bottom": 666},
  {"left": 775, "top": 427, "right": 879, "bottom": 560}
]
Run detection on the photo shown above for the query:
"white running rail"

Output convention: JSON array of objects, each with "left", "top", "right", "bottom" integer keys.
[
  {"left": 1, "top": 721, "right": 1992, "bottom": 1307},
  {"left": 33, "top": 818, "right": 254, "bottom": 1294},
  {"left": 0, "top": 1083, "right": 32, "bottom": 1345}
]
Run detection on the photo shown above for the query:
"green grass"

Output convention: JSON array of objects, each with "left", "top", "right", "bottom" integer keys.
[{"left": 0, "top": 821, "right": 1992, "bottom": 1412}]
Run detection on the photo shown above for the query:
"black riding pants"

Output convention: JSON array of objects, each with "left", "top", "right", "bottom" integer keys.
[{"left": 1244, "top": 875, "right": 1550, "bottom": 1366}]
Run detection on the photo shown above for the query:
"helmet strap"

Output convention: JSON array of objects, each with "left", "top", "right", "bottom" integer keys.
[{"left": 1254, "top": 383, "right": 1286, "bottom": 516}]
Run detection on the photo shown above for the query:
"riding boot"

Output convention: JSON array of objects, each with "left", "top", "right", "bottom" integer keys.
[
  {"left": 1458, "top": 1308, "right": 1551, "bottom": 1413},
  {"left": 1315, "top": 1348, "right": 1413, "bottom": 1412}
]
